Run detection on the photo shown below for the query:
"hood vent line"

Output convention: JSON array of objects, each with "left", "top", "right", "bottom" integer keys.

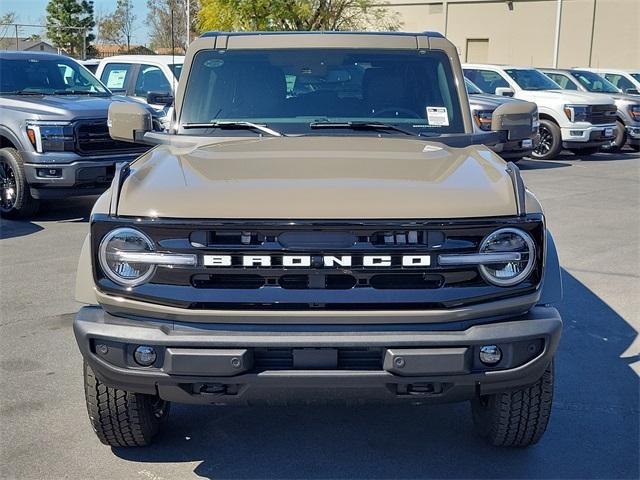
[{"left": 506, "top": 162, "right": 526, "bottom": 217}]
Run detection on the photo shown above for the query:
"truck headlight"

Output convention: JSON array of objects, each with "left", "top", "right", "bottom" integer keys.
[
  {"left": 478, "top": 228, "right": 536, "bottom": 286},
  {"left": 563, "top": 105, "right": 589, "bottom": 123},
  {"left": 629, "top": 105, "right": 640, "bottom": 121},
  {"left": 26, "top": 122, "right": 75, "bottom": 153},
  {"left": 473, "top": 110, "right": 493, "bottom": 131},
  {"left": 99, "top": 227, "right": 157, "bottom": 287}
]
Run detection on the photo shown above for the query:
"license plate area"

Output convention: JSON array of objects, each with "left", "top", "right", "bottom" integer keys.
[
  {"left": 293, "top": 348, "right": 338, "bottom": 369},
  {"left": 604, "top": 127, "right": 613, "bottom": 137}
]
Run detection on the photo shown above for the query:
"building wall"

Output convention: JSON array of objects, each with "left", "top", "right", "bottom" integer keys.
[{"left": 386, "top": 0, "right": 640, "bottom": 68}]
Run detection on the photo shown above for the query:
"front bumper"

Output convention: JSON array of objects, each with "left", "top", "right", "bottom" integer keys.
[
  {"left": 500, "top": 136, "right": 537, "bottom": 159},
  {"left": 23, "top": 153, "right": 140, "bottom": 198},
  {"left": 561, "top": 124, "right": 616, "bottom": 149},
  {"left": 74, "top": 305, "right": 562, "bottom": 405},
  {"left": 626, "top": 125, "right": 640, "bottom": 146}
]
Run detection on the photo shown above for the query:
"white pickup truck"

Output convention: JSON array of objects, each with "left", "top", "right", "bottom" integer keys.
[{"left": 463, "top": 64, "right": 617, "bottom": 160}]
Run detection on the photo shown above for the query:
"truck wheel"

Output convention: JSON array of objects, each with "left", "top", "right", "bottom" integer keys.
[
  {"left": 0, "top": 147, "right": 39, "bottom": 219},
  {"left": 603, "top": 120, "right": 626, "bottom": 152},
  {"left": 531, "top": 120, "right": 561, "bottom": 160},
  {"left": 570, "top": 146, "right": 600, "bottom": 156},
  {"left": 83, "top": 362, "right": 170, "bottom": 447},
  {"left": 471, "top": 360, "right": 554, "bottom": 447}
]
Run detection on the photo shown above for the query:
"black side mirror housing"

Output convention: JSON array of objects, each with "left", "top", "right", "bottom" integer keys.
[{"left": 146, "top": 91, "right": 174, "bottom": 106}]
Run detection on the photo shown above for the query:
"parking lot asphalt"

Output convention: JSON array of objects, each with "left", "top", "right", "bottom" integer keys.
[{"left": 1, "top": 149, "right": 638, "bottom": 480}]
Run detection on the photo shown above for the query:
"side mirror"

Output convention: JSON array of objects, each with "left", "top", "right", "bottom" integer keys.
[
  {"left": 108, "top": 101, "right": 153, "bottom": 143},
  {"left": 146, "top": 91, "right": 174, "bottom": 106},
  {"left": 625, "top": 88, "right": 639, "bottom": 95},
  {"left": 495, "top": 87, "right": 515, "bottom": 97},
  {"left": 491, "top": 101, "right": 538, "bottom": 141}
]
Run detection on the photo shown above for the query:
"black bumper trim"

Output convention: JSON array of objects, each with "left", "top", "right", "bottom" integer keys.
[{"left": 74, "top": 305, "right": 562, "bottom": 404}]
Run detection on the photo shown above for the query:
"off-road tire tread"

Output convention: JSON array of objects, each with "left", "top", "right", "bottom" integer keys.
[
  {"left": 84, "top": 362, "right": 167, "bottom": 447},
  {"left": 472, "top": 361, "right": 554, "bottom": 447},
  {"left": 0, "top": 147, "right": 39, "bottom": 218}
]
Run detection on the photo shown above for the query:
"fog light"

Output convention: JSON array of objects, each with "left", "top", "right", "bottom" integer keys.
[
  {"left": 569, "top": 130, "right": 582, "bottom": 137},
  {"left": 479, "top": 345, "right": 502, "bottom": 365},
  {"left": 134, "top": 345, "right": 157, "bottom": 366},
  {"left": 36, "top": 168, "right": 62, "bottom": 178}
]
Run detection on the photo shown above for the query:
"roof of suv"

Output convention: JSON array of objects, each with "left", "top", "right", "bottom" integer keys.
[
  {"left": 100, "top": 55, "right": 185, "bottom": 64},
  {"left": 0, "top": 50, "right": 69, "bottom": 61},
  {"left": 199, "top": 30, "right": 444, "bottom": 38}
]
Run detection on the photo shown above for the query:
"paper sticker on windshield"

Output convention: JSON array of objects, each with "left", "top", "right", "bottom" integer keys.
[{"left": 426, "top": 107, "right": 449, "bottom": 126}]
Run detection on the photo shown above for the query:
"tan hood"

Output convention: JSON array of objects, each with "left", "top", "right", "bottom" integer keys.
[{"left": 117, "top": 136, "right": 518, "bottom": 219}]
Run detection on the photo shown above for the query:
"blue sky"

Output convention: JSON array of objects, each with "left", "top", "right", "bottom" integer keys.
[{"left": 1, "top": 0, "right": 151, "bottom": 45}]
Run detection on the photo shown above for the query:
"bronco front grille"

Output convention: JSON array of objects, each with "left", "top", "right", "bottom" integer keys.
[{"left": 92, "top": 216, "right": 545, "bottom": 310}]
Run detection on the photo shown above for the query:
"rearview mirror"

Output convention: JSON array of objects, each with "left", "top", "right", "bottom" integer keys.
[
  {"left": 495, "top": 87, "right": 515, "bottom": 97},
  {"left": 491, "top": 101, "right": 538, "bottom": 141},
  {"left": 146, "top": 91, "right": 174, "bottom": 106},
  {"left": 108, "top": 102, "right": 153, "bottom": 143}
]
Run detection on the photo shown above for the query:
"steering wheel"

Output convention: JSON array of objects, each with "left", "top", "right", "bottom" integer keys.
[{"left": 372, "top": 107, "right": 422, "bottom": 119}]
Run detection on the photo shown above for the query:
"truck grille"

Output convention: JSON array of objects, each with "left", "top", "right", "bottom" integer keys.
[
  {"left": 92, "top": 217, "right": 545, "bottom": 310},
  {"left": 75, "top": 119, "right": 147, "bottom": 155},
  {"left": 587, "top": 104, "right": 617, "bottom": 125}
]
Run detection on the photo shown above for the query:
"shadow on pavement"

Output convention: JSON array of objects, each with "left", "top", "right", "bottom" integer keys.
[
  {"left": 517, "top": 158, "right": 571, "bottom": 170},
  {"left": 113, "top": 270, "right": 639, "bottom": 479},
  {"left": 0, "top": 196, "right": 96, "bottom": 239}
]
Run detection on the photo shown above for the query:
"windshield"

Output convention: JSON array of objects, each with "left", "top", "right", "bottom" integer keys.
[
  {"left": 631, "top": 73, "right": 640, "bottom": 82},
  {"left": 464, "top": 77, "right": 483, "bottom": 94},
  {"left": 180, "top": 48, "right": 464, "bottom": 135},
  {"left": 169, "top": 64, "right": 183, "bottom": 79},
  {"left": 505, "top": 69, "right": 561, "bottom": 91},
  {"left": 0, "top": 56, "right": 109, "bottom": 95},
  {"left": 571, "top": 70, "right": 619, "bottom": 93}
]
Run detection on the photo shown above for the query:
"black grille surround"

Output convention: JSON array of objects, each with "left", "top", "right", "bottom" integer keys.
[
  {"left": 586, "top": 104, "right": 617, "bottom": 125},
  {"left": 74, "top": 119, "right": 148, "bottom": 156},
  {"left": 91, "top": 214, "right": 545, "bottom": 311}
]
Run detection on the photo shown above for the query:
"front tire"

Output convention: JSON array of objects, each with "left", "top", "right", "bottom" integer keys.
[
  {"left": 603, "top": 120, "right": 627, "bottom": 152},
  {"left": 471, "top": 360, "right": 554, "bottom": 447},
  {"left": 84, "top": 362, "right": 170, "bottom": 447},
  {"left": 0, "top": 147, "right": 39, "bottom": 219},
  {"left": 531, "top": 120, "right": 562, "bottom": 160}
]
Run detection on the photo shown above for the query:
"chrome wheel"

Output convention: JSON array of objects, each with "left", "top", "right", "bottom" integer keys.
[
  {"left": 0, "top": 159, "right": 17, "bottom": 213},
  {"left": 533, "top": 124, "right": 553, "bottom": 157}
]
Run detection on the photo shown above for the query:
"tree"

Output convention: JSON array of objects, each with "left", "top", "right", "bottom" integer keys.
[
  {"left": 197, "top": 0, "right": 401, "bottom": 32},
  {"left": 0, "top": 12, "right": 17, "bottom": 41},
  {"left": 98, "top": 0, "right": 137, "bottom": 52},
  {"left": 45, "top": 0, "right": 95, "bottom": 58},
  {"left": 147, "top": 0, "right": 198, "bottom": 53}
]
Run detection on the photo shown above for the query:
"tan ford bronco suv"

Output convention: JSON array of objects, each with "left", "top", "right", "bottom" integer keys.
[{"left": 73, "top": 32, "right": 562, "bottom": 448}]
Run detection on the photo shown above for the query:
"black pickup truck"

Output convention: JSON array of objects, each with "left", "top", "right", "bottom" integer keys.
[{"left": 0, "top": 51, "right": 152, "bottom": 218}]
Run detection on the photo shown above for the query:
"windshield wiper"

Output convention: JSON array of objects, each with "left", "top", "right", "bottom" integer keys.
[
  {"left": 309, "top": 121, "right": 418, "bottom": 136},
  {"left": 6, "top": 91, "right": 45, "bottom": 95},
  {"left": 182, "top": 121, "right": 283, "bottom": 137}
]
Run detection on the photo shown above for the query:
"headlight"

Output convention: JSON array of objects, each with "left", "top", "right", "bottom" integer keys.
[
  {"left": 629, "top": 105, "right": 640, "bottom": 121},
  {"left": 478, "top": 228, "right": 536, "bottom": 287},
  {"left": 99, "top": 227, "right": 157, "bottom": 287},
  {"left": 563, "top": 105, "right": 590, "bottom": 122},
  {"left": 26, "top": 122, "right": 74, "bottom": 153},
  {"left": 98, "top": 227, "right": 197, "bottom": 287},
  {"left": 473, "top": 110, "right": 493, "bottom": 131}
]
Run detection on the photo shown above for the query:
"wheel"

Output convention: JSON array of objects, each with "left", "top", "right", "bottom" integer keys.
[
  {"left": 0, "top": 147, "right": 39, "bottom": 218},
  {"left": 531, "top": 120, "right": 562, "bottom": 160},
  {"left": 570, "top": 146, "right": 600, "bottom": 156},
  {"left": 83, "top": 362, "right": 170, "bottom": 447},
  {"left": 601, "top": 120, "right": 626, "bottom": 152},
  {"left": 471, "top": 360, "right": 554, "bottom": 447}
]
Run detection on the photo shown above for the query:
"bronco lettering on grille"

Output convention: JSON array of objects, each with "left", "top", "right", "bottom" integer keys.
[{"left": 202, "top": 255, "right": 431, "bottom": 268}]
